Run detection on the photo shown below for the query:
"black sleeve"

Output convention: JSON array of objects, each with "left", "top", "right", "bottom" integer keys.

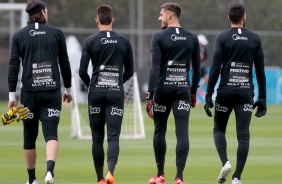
[
  {"left": 206, "top": 34, "right": 223, "bottom": 94},
  {"left": 123, "top": 41, "right": 134, "bottom": 83},
  {"left": 191, "top": 37, "right": 201, "bottom": 94},
  {"left": 58, "top": 30, "right": 72, "bottom": 88},
  {"left": 79, "top": 38, "right": 91, "bottom": 88},
  {"left": 206, "top": 52, "right": 222, "bottom": 94},
  {"left": 8, "top": 33, "right": 21, "bottom": 92},
  {"left": 254, "top": 37, "right": 266, "bottom": 92},
  {"left": 148, "top": 33, "right": 161, "bottom": 92},
  {"left": 148, "top": 51, "right": 161, "bottom": 92}
]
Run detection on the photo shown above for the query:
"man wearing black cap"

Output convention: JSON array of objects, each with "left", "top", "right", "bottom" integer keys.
[{"left": 7, "top": 0, "right": 72, "bottom": 184}]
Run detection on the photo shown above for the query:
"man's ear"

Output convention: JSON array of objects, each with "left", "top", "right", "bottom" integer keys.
[
  {"left": 95, "top": 18, "right": 99, "bottom": 25},
  {"left": 112, "top": 18, "right": 115, "bottom": 24}
]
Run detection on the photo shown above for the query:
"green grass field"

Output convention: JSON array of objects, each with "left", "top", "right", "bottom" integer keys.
[{"left": 0, "top": 101, "right": 281, "bottom": 184}]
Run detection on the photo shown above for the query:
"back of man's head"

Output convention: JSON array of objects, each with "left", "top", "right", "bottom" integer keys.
[
  {"left": 161, "top": 3, "right": 181, "bottom": 18},
  {"left": 97, "top": 5, "right": 113, "bottom": 25},
  {"left": 228, "top": 3, "right": 245, "bottom": 24},
  {"left": 26, "top": 0, "right": 46, "bottom": 24}
]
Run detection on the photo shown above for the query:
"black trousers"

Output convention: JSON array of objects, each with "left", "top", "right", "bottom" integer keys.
[
  {"left": 153, "top": 88, "right": 191, "bottom": 167},
  {"left": 88, "top": 91, "right": 124, "bottom": 169},
  {"left": 21, "top": 89, "right": 62, "bottom": 149},
  {"left": 213, "top": 89, "right": 254, "bottom": 179}
]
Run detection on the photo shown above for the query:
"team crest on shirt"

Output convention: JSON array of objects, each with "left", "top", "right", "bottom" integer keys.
[
  {"left": 178, "top": 101, "right": 190, "bottom": 111},
  {"left": 243, "top": 104, "right": 253, "bottom": 111},
  {"left": 111, "top": 107, "right": 123, "bottom": 116},
  {"left": 89, "top": 106, "right": 101, "bottom": 114},
  {"left": 215, "top": 103, "right": 228, "bottom": 112},
  {"left": 48, "top": 108, "right": 60, "bottom": 117}
]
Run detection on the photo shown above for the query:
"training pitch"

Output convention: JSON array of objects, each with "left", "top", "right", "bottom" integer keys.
[{"left": 0, "top": 101, "right": 281, "bottom": 184}]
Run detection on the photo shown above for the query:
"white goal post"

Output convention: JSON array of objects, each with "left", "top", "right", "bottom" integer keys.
[
  {"left": 0, "top": 3, "right": 28, "bottom": 29},
  {"left": 71, "top": 72, "right": 146, "bottom": 139}
]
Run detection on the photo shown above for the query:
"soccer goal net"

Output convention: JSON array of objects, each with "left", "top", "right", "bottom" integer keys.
[{"left": 71, "top": 72, "right": 145, "bottom": 139}]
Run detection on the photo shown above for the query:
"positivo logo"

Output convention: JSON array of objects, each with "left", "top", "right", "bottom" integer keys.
[{"left": 29, "top": 30, "right": 46, "bottom": 36}]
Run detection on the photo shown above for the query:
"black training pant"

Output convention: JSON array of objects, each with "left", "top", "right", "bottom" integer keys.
[
  {"left": 153, "top": 88, "right": 191, "bottom": 168},
  {"left": 213, "top": 89, "right": 254, "bottom": 179},
  {"left": 21, "top": 89, "right": 62, "bottom": 149},
  {"left": 88, "top": 91, "right": 124, "bottom": 169}
]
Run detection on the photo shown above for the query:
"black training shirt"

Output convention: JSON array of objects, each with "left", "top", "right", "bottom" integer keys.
[
  {"left": 8, "top": 23, "right": 72, "bottom": 92},
  {"left": 207, "top": 27, "right": 266, "bottom": 94},
  {"left": 148, "top": 27, "right": 201, "bottom": 94},
  {"left": 79, "top": 31, "right": 134, "bottom": 93}
]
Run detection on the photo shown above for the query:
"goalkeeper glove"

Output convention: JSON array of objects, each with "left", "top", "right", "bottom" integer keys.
[
  {"left": 145, "top": 91, "right": 154, "bottom": 119},
  {"left": 253, "top": 90, "right": 267, "bottom": 117},
  {"left": 204, "top": 92, "right": 213, "bottom": 117},
  {"left": 2, "top": 104, "right": 30, "bottom": 125}
]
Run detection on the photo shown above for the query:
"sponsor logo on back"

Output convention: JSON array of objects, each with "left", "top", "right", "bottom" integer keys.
[
  {"left": 171, "top": 34, "right": 186, "bottom": 41},
  {"left": 111, "top": 107, "right": 123, "bottom": 116},
  {"left": 48, "top": 108, "right": 60, "bottom": 117},
  {"left": 89, "top": 106, "right": 101, "bottom": 114},
  {"left": 215, "top": 103, "right": 228, "bottom": 112},
  {"left": 29, "top": 30, "right": 46, "bottom": 36},
  {"left": 101, "top": 38, "right": 118, "bottom": 44},
  {"left": 232, "top": 34, "right": 248, "bottom": 40},
  {"left": 178, "top": 101, "right": 190, "bottom": 111}
]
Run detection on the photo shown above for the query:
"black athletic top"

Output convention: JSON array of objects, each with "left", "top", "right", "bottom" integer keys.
[
  {"left": 207, "top": 27, "right": 266, "bottom": 94},
  {"left": 79, "top": 31, "right": 134, "bottom": 93},
  {"left": 8, "top": 23, "right": 72, "bottom": 92},
  {"left": 148, "top": 27, "right": 201, "bottom": 94}
]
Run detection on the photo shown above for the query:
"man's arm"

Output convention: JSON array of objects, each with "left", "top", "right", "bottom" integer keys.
[
  {"left": 206, "top": 34, "right": 223, "bottom": 95},
  {"left": 190, "top": 37, "right": 201, "bottom": 94},
  {"left": 123, "top": 41, "right": 134, "bottom": 83},
  {"left": 147, "top": 33, "right": 161, "bottom": 93},
  {"left": 253, "top": 36, "right": 266, "bottom": 117},
  {"left": 58, "top": 30, "right": 72, "bottom": 89},
  {"left": 8, "top": 33, "right": 21, "bottom": 108},
  {"left": 79, "top": 38, "right": 91, "bottom": 88}
]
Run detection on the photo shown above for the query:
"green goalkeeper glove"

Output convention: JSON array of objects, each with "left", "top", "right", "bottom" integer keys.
[{"left": 2, "top": 105, "right": 30, "bottom": 125}]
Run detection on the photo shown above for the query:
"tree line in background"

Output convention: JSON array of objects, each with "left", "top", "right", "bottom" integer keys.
[{"left": 1, "top": 0, "right": 282, "bottom": 67}]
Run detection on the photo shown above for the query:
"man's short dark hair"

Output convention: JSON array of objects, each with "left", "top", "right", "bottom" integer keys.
[
  {"left": 161, "top": 3, "right": 181, "bottom": 18},
  {"left": 26, "top": 0, "right": 46, "bottom": 24},
  {"left": 228, "top": 3, "right": 245, "bottom": 24},
  {"left": 97, "top": 5, "right": 113, "bottom": 25}
]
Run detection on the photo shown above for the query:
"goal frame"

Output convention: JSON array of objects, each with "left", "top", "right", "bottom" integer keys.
[{"left": 71, "top": 72, "right": 146, "bottom": 139}]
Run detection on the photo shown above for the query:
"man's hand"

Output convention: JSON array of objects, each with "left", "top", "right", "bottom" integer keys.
[
  {"left": 204, "top": 93, "right": 213, "bottom": 117},
  {"left": 191, "top": 94, "right": 196, "bottom": 108},
  {"left": 253, "top": 98, "right": 266, "bottom": 117},
  {"left": 2, "top": 104, "right": 30, "bottom": 125},
  {"left": 145, "top": 91, "right": 154, "bottom": 119},
  {"left": 63, "top": 93, "right": 73, "bottom": 103}
]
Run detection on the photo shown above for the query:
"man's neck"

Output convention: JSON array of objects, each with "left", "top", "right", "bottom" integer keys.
[
  {"left": 231, "top": 23, "right": 244, "bottom": 28},
  {"left": 168, "top": 19, "right": 181, "bottom": 27},
  {"left": 99, "top": 25, "right": 113, "bottom": 31}
]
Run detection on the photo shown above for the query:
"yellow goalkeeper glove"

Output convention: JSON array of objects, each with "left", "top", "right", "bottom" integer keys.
[{"left": 2, "top": 105, "right": 30, "bottom": 125}]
